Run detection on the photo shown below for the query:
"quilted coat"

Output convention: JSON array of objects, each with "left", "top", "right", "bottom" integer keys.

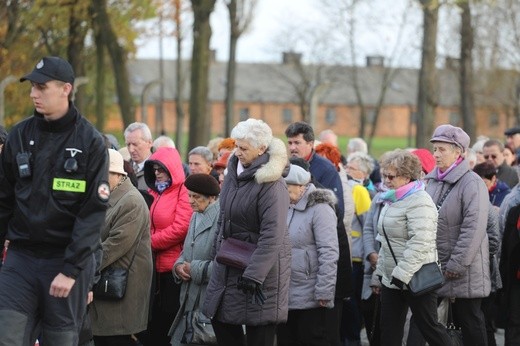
[
  {"left": 144, "top": 147, "right": 193, "bottom": 273},
  {"left": 424, "top": 159, "right": 491, "bottom": 298},
  {"left": 375, "top": 189, "right": 439, "bottom": 290},
  {"left": 286, "top": 185, "right": 338, "bottom": 310},
  {"left": 202, "top": 138, "right": 291, "bottom": 326}
]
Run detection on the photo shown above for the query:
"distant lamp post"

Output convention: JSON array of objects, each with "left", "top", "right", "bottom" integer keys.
[
  {"left": 141, "top": 80, "right": 162, "bottom": 125},
  {"left": 0, "top": 75, "right": 17, "bottom": 126},
  {"left": 72, "top": 77, "right": 89, "bottom": 102}
]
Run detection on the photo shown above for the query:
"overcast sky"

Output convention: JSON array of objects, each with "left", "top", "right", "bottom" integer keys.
[{"left": 135, "top": 0, "right": 431, "bottom": 67}]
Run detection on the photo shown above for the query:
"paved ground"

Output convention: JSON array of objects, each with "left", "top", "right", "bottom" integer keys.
[{"left": 359, "top": 327, "right": 505, "bottom": 345}]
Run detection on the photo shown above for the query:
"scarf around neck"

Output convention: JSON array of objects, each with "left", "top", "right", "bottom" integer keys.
[
  {"left": 155, "top": 180, "right": 171, "bottom": 193},
  {"left": 437, "top": 156, "right": 463, "bottom": 180},
  {"left": 379, "top": 180, "right": 424, "bottom": 205}
]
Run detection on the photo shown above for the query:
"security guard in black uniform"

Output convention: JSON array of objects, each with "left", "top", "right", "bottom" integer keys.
[{"left": 0, "top": 56, "right": 109, "bottom": 345}]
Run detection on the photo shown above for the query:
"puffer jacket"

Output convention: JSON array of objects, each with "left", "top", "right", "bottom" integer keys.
[
  {"left": 202, "top": 138, "right": 291, "bottom": 326},
  {"left": 287, "top": 184, "right": 338, "bottom": 310},
  {"left": 425, "top": 159, "right": 491, "bottom": 298},
  {"left": 144, "top": 147, "right": 192, "bottom": 273},
  {"left": 375, "top": 190, "right": 439, "bottom": 290}
]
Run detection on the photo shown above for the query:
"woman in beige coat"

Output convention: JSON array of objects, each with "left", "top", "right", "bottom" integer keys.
[{"left": 90, "top": 149, "right": 153, "bottom": 346}]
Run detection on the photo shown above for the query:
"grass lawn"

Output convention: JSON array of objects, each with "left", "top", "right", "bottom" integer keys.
[{"left": 337, "top": 136, "right": 415, "bottom": 159}]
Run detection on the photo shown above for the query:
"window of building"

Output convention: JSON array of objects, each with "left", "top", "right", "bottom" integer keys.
[
  {"left": 283, "top": 108, "right": 293, "bottom": 124},
  {"left": 488, "top": 113, "right": 499, "bottom": 127},
  {"left": 325, "top": 108, "right": 336, "bottom": 125},
  {"left": 239, "top": 108, "right": 249, "bottom": 121}
]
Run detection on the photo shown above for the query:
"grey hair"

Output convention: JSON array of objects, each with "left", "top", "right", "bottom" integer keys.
[
  {"left": 347, "top": 152, "right": 374, "bottom": 175},
  {"left": 153, "top": 135, "right": 176, "bottom": 149},
  {"left": 188, "top": 146, "right": 213, "bottom": 163},
  {"left": 231, "top": 118, "right": 273, "bottom": 149},
  {"left": 124, "top": 122, "right": 152, "bottom": 142},
  {"left": 465, "top": 148, "right": 477, "bottom": 168},
  {"left": 347, "top": 138, "right": 368, "bottom": 154}
]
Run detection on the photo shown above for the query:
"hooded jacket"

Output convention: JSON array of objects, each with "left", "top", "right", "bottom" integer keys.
[
  {"left": 287, "top": 184, "right": 338, "bottom": 310},
  {"left": 144, "top": 147, "right": 192, "bottom": 273},
  {"left": 425, "top": 159, "right": 491, "bottom": 298},
  {"left": 202, "top": 137, "right": 291, "bottom": 326}
]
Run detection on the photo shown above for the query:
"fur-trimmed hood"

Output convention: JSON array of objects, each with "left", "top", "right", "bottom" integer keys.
[
  {"left": 307, "top": 187, "right": 337, "bottom": 209},
  {"left": 255, "top": 137, "right": 288, "bottom": 184},
  {"left": 293, "top": 183, "right": 337, "bottom": 211}
]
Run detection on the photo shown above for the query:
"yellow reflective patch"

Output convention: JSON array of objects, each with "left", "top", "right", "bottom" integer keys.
[{"left": 52, "top": 178, "right": 86, "bottom": 193}]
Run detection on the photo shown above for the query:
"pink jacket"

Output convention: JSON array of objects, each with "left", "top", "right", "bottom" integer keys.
[{"left": 144, "top": 147, "right": 192, "bottom": 273}]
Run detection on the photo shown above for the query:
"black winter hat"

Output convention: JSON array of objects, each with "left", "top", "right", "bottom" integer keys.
[{"left": 184, "top": 173, "right": 220, "bottom": 196}]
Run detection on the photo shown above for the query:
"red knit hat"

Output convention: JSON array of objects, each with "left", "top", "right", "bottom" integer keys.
[{"left": 411, "top": 148, "right": 435, "bottom": 174}]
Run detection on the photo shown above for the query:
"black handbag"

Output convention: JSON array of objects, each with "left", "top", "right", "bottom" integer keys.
[
  {"left": 93, "top": 235, "right": 142, "bottom": 300},
  {"left": 381, "top": 223, "right": 444, "bottom": 296},
  {"left": 446, "top": 299, "right": 464, "bottom": 346},
  {"left": 181, "top": 263, "right": 217, "bottom": 345}
]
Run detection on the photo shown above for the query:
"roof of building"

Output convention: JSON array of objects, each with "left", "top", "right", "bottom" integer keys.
[{"left": 128, "top": 58, "right": 518, "bottom": 109}]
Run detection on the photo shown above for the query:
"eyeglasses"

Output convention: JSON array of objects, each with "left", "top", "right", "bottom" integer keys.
[
  {"left": 382, "top": 173, "right": 397, "bottom": 181},
  {"left": 346, "top": 165, "right": 360, "bottom": 172},
  {"left": 484, "top": 154, "right": 498, "bottom": 160},
  {"left": 153, "top": 166, "right": 166, "bottom": 174}
]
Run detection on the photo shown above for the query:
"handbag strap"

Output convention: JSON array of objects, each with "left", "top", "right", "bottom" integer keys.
[
  {"left": 381, "top": 221, "right": 399, "bottom": 266},
  {"left": 436, "top": 184, "right": 454, "bottom": 210},
  {"left": 192, "top": 261, "right": 210, "bottom": 308}
]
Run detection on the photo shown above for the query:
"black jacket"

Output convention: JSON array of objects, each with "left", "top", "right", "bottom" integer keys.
[{"left": 0, "top": 103, "right": 108, "bottom": 278}]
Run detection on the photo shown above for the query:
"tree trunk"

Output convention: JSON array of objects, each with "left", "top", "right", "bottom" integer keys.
[
  {"left": 188, "top": 0, "right": 216, "bottom": 150},
  {"left": 174, "top": 0, "right": 185, "bottom": 155},
  {"left": 459, "top": 1, "right": 476, "bottom": 140},
  {"left": 415, "top": 0, "right": 439, "bottom": 148},
  {"left": 90, "top": 3, "right": 106, "bottom": 131},
  {"left": 224, "top": 0, "right": 238, "bottom": 137},
  {"left": 92, "top": 0, "right": 135, "bottom": 129},
  {"left": 67, "top": 4, "right": 88, "bottom": 112}
]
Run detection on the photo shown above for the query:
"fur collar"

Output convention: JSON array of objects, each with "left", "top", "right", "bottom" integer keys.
[
  {"left": 307, "top": 187, "right": 337, "bottom": 209},
  {"left": 255, "top": 137, "right": 288, "bottom": 184}
]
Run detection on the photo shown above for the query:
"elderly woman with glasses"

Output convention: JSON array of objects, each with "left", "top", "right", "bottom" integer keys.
[
  {"left": 374, "top": 149, "right": 451, "bottom": 346},
  {"left": 143, "top": 147, "right": 193, "bottom": 345}
]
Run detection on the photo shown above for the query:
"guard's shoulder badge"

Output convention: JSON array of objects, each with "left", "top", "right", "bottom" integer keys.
[{"left": 97, "top": 182, "right": 110, "bottom": 202}]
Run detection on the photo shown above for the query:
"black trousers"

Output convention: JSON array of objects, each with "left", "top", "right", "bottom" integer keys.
[
  {"left": 211, "top": 319, "right": 277, "bottom": 346},
  {"left": 380, "top": 286, "right": 451, "bottom": 346},
  {"left": 141, "top": 272, "right": 181, "bottom": 346},
  {"left": 277, "top": 307, "right": 329, "bottom": 346},
  {"left": 325, "top": 298, "right": 344, "bottom": 346},
  {"left": 505, "top": 283, "right": 520, "bottom": 345}
]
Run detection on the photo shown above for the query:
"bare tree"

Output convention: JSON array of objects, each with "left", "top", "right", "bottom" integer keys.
[
  {"left": 188, "top": 0, "right": 216, "bottom": 150},
  {"left": 223, "top": 0, "right": 256, "bottom": 136},
  {"left": 416, "top": 0, "right": 439, "bottom": 148}
]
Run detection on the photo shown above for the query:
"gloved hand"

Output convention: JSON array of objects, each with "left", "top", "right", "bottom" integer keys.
[
  {"left": 390, "top": 276, "right": 405, "bottom": 290},
  {"left": 237, "top": 276, "right": 266, "bottom": 305}
]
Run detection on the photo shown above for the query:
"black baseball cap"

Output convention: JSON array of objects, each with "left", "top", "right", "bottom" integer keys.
[{"left": 20, "top": 56, "right": 75, "bottom": 84}]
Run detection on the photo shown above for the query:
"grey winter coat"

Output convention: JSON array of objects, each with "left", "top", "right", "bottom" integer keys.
[
  {"left": 287, "top": 184, "right": 338, "bottom": 310},
  {"left": 362, "top": 193, "right": 383, "bottom": 300},
  {"left": 425, "top": 159, "right": 491, "bottom": 298},
  {"left": 202, "top": 138, "right": 291, "bottom": 326},
  {"left": 91, "top": 178, "right": 153, "bottom": 336},
  {"left": 169, "top": 200, "right": 220, "bottom": 345}
]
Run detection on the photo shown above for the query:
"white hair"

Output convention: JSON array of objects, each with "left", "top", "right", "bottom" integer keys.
[
  {"left": 231, "top": 118, "right": 273, "bottom": 149},
  {"left": 347, "top": 152, "right": 374, "bottom": 175},
  {"left": 124, "top": 122, "right": 152, "bottom": 142},
  {"left": 347, "top": 138, "right": 368, "bottom": 154},
  {"left": 153, "top": 135, "right": 176, "bottom": 149}
]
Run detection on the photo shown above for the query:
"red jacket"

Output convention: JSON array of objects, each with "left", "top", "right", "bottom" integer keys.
[{"left": 144, "top": 147, "right": 192, "bottom": 273}]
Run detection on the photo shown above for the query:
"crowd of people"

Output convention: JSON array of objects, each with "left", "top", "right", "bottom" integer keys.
[{"left": 1, "top": 56, "right": 520, "bottom": 346}]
